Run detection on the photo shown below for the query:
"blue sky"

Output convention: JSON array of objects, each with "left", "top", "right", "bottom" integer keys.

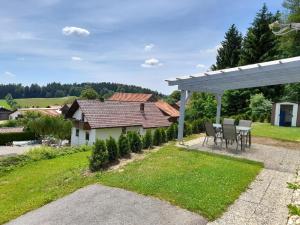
[{"left": 0, "top": 0, "right": 282, "bottom": 94}]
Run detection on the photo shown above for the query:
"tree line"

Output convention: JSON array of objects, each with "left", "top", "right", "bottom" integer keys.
[{"left": 0, "top": 82, "right": 164, "bottom": 99}]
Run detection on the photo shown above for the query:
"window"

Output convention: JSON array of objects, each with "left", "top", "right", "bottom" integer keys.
[
  {"left": 75, "top": 129, "right": 79, "bottom": 137},
  {"left": 86, "top": 132, "right": 90, "bottom": 141}
]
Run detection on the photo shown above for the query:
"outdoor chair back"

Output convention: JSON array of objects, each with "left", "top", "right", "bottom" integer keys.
[
  {"left": 204, "top": 121, "right": 216, "bottom": 137},
  {"left": 222, "top": 124, "right": 237, "bottom": 141},
  {"left": 223, "top": 118, "right": 235, "bottom": 125},
  {"left": 239, "top": 120, "right": 252, "bottom": 127}
]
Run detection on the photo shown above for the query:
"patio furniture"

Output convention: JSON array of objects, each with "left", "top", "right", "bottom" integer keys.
[
  {"left": 238, "top": 120, "right": 252, "bottom": 147},
  {"left": 203, "top": 121, "right": 222, "bottom": 147},
  {"left": 223, "top": 118, "right": 235, "bottom": 125},
  {"left": 221, "top": 124, "right": 241, "bottom": 151}
]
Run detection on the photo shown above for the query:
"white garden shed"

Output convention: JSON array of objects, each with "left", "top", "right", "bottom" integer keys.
[{"left": 271, "top": 102, "right": 300, "bottom": 127}]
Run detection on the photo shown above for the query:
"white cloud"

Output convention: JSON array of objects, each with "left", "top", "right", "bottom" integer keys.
[
  {"left": 144, "top": 43, "right": 155, "bottom": 52},
  {"left": 141, "top": 58, "right": 163, "bottom": 68},
  {"left": 3, "top": 71, "right": 16, "bottom": 78},
  {"left": 71, "top": 56, "right": 83, "bottom": 61},
  {"left": 62, "top": 26, "right": 90, "bottom": 37},
  {"left": 196, "top": 64, "right": 205, "bottom": 68},
  {"left": 200, "top": 44, "right": 222, "bottom": 54}
]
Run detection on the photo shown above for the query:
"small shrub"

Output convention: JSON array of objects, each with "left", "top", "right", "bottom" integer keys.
[
  {"left": 143, "top": 130, "right": 153, "bottom": 149},
  {"left": 183, "top": 122, "right": 192, "bottom": 137},
  {"left": 259, "top": 115, "right": 265, "bottom": 123},
  {"left": 161, "top": 128, "right": 167, "bottom": 143},
  {"left": 118, "top": 134, "right": 130, "bottom": 157},
  {"left": 167, "top": 125, "right": 175, "bottom": 141},
  {"left": 153, "top": 129, "right": 162, "bottom": 146},
  {"left": 106, "top": 137, "right": 119, "bottom": 162},
  {"left": 128, "top": 132, "right": 142, "bottom": 153},
  {"left": 89, "top": 139, "right": 109, "bottom": 172},
  {"left": 288, "top": 204, "right": 300, "bottom": 216},
  {"left": 27, "top": 147, "right": 57, "bottom": 160},
  {"left": 173, "top": 123, "right": 178, "bottom": 140}
]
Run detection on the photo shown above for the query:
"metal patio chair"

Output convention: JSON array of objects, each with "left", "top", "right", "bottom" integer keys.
[
  {"left": 223, "top": 118, "right": 235, "bottom": 125},
  {"left": 238, "top": 120, "right": 252, "bottom": 147},
  {"left": 221, "top": 124, "right": 241, "bottom": 151},
  {"left": 203, "top": 121, "right": 222, "bottom": 147}
]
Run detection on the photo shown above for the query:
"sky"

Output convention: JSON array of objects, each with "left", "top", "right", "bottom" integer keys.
[{"left": 0, "top": 0, "right": 283, "bottom": 94}]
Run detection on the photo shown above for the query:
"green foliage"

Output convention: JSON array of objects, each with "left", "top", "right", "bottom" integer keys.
[
  {"left": 173, "top": 123, "right": 178, "bottom": 140},
  {"left": 166, "top": 124, "right": 175, "bottom": 141},
  {"left": 143, "top": 130, "right": 153, "bottom": 149},
  {"left": 288, "top": 204, "right": 300, "bottom": 216},
  {"left": 212, "top": 24, "right": 242, "bottom": 70},
  {"left": 185, "top": 93, "right": 216, "bottom": 121},
  {"left": 128, "top": 132, "right": 142, "bottom": 153},
  {"left": 106, "top": 137, "right": 119, "bottom": 162},
  {"left": 27, "top": 115, "right": 72, "bottom": 140},
  {"left": 153, "top": 129, "right": 162, "bottom": 146},
  {"left": 287, "top": 182, "right": 300, "bottom": 190},
  {"left": 0, "top": 132, "right": 36, "bottom": 145},
  {"left": 191, "top": 119, "right": 205, "bottom": 134},
  {"left": 165, "top": 90, "right": 181, "bottom": 104},
  {"left": 5, "top": 93, "right": 18, "bottom": 109},
  {"left": 249, "top": 94, "right": 272, "bottom": 120},
  {"left": 0, "top": 120, "right": 19, "bottom": 128},
  {"left": 118, "top": 134, "right": 130, "bottom": 156},
  {"left": 183, "top": 122, "right": 193, "bottom": 137},
  {"left": 80, "top": 86, "right": 99, "bottom": 100},
  {"left": 89, "top": 140, "right": 109, "bottom": 171},
  {"left": 160, "top": 128, "right": 167, "bottom": 143}
]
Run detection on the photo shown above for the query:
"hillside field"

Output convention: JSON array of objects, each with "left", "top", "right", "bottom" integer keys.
[{"left": 0, "top": 96, "right": 76, "bottom": 109}]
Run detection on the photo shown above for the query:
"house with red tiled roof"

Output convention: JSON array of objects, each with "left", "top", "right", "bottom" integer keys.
[
  {"left": 66, "top": 100, "right": 171, "bottom": 146},
  {"left": 108, "top": 92, "right": 179, "bottom": 122},
  {"left": 9, "top": 107, "right": 61, "bottom": 120},
  {"left": 108, "top": 92, "right": 156, "bottom": 102}
]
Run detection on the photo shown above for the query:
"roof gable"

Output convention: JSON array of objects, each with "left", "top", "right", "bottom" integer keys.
[{"left": 155, "top": 101, "right": 179, "bottom": 117}]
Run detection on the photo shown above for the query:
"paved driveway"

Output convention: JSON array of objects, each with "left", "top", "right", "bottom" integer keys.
[
  {"left": 0, "top": 145, "right": 40, "bottom": 157},
  {"left": 7, "top": 184, "right": 207, "bottom": 225}
]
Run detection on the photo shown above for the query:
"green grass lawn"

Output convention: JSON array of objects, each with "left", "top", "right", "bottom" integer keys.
[
  {"left": 99, "top": 146, "right": 262, "bottom": 220},
  {"left": 0, "top": 151, "right": 95, "bottom": 224},
  {"left": 0, "top": 96, "right": 76, "bottom": 109},
  {"left": 252, "top": 122, "right": 300, "bottom": 142},
  {"left": 0, "top": 145, "right": 262, "bottom": 223}
]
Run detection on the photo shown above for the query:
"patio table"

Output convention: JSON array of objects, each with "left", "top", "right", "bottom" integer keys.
[{"left": 213, "top": 124, "right": 251, "bottom": 150}]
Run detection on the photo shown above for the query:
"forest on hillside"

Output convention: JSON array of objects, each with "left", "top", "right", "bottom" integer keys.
[{"left": 0, "top": 82, "right": 164, "bottom": 99}]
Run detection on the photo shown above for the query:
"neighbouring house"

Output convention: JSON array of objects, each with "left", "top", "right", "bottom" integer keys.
[
  {"left": 9, "top": 107, "right": 61, "bottom": 120},
  {"left": 108, "top": 92, "right": 157, "bottom": 102},
  {"left": 60, "top": 104, "right": 71, "bottom": 117},
  {"left": 108, "top": 92, "right": 179, "bottom": 122},
  {"left": 0, "top": 107, "right": 13, "bottom": 120},
  {"left": 66, "top": 100, "right": 171, "bottom": 146},
  {"left": 271, "top": 102, "right": 300, "bottom": 127}
]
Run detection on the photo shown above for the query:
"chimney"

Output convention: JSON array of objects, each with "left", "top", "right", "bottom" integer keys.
[{"left": 140, "top": 103, "right": 145, "bottom": 112}]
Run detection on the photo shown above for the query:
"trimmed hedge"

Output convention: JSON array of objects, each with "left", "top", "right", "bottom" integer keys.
[{"left": 0, "top": 132, "right": 37, "bottom": 146}]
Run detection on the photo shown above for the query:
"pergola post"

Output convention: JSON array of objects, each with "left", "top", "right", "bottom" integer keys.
[
  {"left": 215, "top": 93, "right": 222, "bottom": 124},
  {"left": 178, "top": 90, "right": 187, "bottom": 143}
]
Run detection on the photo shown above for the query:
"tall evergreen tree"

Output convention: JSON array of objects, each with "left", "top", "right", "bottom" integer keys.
[
  {"left": 280, "top": 0, "right": 300, "bottom": 102},
  {"left": 240, "top": 4, "right": 279, "bottom": 65},
  {"left": 212, "top": 24, "right": 242, "bottom": 70}
]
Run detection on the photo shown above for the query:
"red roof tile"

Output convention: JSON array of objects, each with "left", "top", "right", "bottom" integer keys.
[
  {"left": 70, "top": 100, "right": 171, "bottom": 129},
  {"left": 155, "top": 101, "right": 179, "bottom": 118},
  {"left": 108, "top": 93, "right": 154, "bottom": 102}
]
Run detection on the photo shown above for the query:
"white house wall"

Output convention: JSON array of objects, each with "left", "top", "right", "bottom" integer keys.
[
  {"left": 292, "top": 104, "right": 298, "bottom": 127},
  {"left": 274, "top": 102, "right": 298, "bottom": 127}
]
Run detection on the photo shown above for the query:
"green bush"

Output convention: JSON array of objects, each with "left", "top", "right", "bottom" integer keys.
[
  {"left": 106, "top": 137, "right": 119, "bottom": 162},
  {"left": 183, "top": 122, "right": 192, "bottom": 137},
  {"left": 89, "top": 139, "right": 109, "bottom": 172},
  {"left": 143, "top": 130, "right": 153, "bottom": 149},
  {"left": 167, "top": 124, "right": 175, "bottom": 141},
  {"left": 118, "top": 134, "right": 130, "bottom": 157},
  {"left": 173, "top": 123, "right": 178, "bottom": 139},
  {"left": 0, "top": 132, "right": 37, "bottom": 146},
  {"left": 161, "top": 128, "right": 167, "bottom": 143},
  {"left": 128, "top": 132, "right": 142, "bottom": 153},
  {"left": 153, "top": 129, "right": 162, "bottom": 146}
]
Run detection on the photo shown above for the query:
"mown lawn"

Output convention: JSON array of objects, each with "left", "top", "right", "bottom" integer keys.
[
  {"left": 0, "top": 96, "right": 76, "bottom": 109},
  {"left": 0, "top": 145, "right": 262, "bottom": 223},
  {"left": 0, "top": 151, "right": 95, "bottom": 224},
  {"left": 252, "top": 122, "right": 300, "bottom": 142},
  {"left": 99, "top": 146, "right": 262, "bottom": 220}
]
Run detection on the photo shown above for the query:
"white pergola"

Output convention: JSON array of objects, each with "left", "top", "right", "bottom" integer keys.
[{"left": 166, "top": 56, "right": 300, "bottom": 142}]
